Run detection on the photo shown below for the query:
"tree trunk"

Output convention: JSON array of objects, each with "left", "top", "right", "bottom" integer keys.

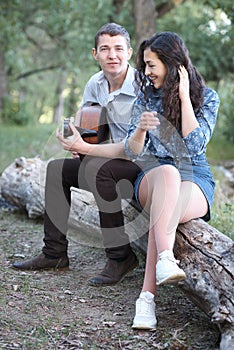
[
  {"left": 132, "top": 0, "right": 187, "bottom": 49},
  {"left": 52, "top": 68, "right": 66, "bottom": 124},
  {"left": 132, "top": 0, "right": 156, "bottom": 47},
  {"left": 0, "top": 48, "right": 8, "bottom": 112}
]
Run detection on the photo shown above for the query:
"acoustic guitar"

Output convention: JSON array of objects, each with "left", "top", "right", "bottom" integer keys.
[{"left": 63, "top": 104, "right": 110, "bottom": 144}]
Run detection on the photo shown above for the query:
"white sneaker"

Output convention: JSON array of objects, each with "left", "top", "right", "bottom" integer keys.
[
  {"left": 132, "top": 291, "right": 157, "bottom": 330},
  {"left": 156, "top": 250, "right": 186, "bottom": 285}
]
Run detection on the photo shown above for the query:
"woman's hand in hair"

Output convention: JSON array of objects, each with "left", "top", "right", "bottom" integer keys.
[
  {"left": 179, "top": 65, "right": 199, "bottom": 136},
  {"left": 178, "top": 65, "right": 190, "bottom": 103}
]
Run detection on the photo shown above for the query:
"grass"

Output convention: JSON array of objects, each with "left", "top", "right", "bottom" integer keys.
[
  {"left": 209, "top": 166, "right": 234, "bottom": 239},
  {"left": 207, "top": 135, "right": 234, "bottom": 162},
  {"left": 0, "top": 123, "right": 233, "bottom": 240},
  {"left": 0, "top": 123, "right": 67, "bottom": 174}
]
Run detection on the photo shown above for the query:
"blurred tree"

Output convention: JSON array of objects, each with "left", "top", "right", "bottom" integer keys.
[
  {"left": 53, "top": 68, "right": 66, "bottom": 124},
  {"left": 0, "top": 0, "right": 115, "bottom": 123},
  {"left": 0, "top": 48, "right": 8, "bottom": 111},
  {"left": 132, "top": 0, "right": 157, "bottom": 45},
  {"left": 132, "top": 0, "right": 186, "bottom": 46},
  {"left": 156, "top": 0, "right": 233, "bottom": 81},
  {"left": 0, "top": 0, "right": 233, "bottom": 142}
]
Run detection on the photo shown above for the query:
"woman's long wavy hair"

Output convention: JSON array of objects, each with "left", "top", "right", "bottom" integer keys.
[{"left": 135, "top": 32, "right": 205, "bottom": 128}]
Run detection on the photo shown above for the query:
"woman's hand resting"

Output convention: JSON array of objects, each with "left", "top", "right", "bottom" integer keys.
[{"left": 138, "top": 111, "right": 160, "bottom": 131}]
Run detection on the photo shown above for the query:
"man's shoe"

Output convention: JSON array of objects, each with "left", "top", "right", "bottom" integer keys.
[
  {"left": 156, "top": 250, "right": 186, "bottom": 285},
  {"left": 132, "top": 291, "right": 157, "bottom": 330},
  {"left": 12, "top": 253, "right": 69, "bottom": 271},
  {"left": 88, "top": 250, "right": 138, "bottom": 286}
]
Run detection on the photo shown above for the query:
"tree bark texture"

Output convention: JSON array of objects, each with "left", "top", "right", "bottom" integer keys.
[
  {"left": 52, "top": 68, "right": 66, "bottom": 124},
  {"left": 132, "top": 0, "right": 156, "bottom": 47}
]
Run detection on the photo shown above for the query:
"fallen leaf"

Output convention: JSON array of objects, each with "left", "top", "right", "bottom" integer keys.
[{"left": 103, "top": 321, "right": 116, "bottom": 327}]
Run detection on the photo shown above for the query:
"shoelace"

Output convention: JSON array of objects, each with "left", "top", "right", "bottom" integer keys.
[
  {"left": 138, "top": 298, "right": 154, "bottom": 315},
  {"left": 160, "top": 256, "right": 180, "bottom": 264}
]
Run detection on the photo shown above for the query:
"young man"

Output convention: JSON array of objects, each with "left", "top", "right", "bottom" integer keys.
[{"left": 12, "top": 23, "right": 141, "bottom": 286}]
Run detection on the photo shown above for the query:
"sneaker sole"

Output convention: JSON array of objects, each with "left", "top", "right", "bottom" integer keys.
[
  {"left": 132, "top": 323, "right": 157, "bottom": 331},
  {"left": 156, "top": 272, "right": 186, "bottom": 285}
]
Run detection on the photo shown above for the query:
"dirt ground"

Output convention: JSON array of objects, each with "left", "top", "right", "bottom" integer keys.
[{"left": 0, "top": 199, "right": 222, "bottom": 350}]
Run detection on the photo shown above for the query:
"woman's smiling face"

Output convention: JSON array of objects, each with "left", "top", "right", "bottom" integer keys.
[{"left": 143, "top": 47, "right": 167, "bottom": 89}]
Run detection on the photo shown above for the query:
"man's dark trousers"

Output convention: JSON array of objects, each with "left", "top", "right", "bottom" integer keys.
[{"left": 42, "top": 156, "right": 142, "bottom": 260}]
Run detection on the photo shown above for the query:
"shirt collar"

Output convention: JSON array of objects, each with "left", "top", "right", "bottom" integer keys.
[{"left": 97, "top": 65, "right": 136, "bottom": 97}]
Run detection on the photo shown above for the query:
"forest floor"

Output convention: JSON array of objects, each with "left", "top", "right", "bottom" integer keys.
[{"left": 0, "top": 200, "right": 221, "bottom": 350}]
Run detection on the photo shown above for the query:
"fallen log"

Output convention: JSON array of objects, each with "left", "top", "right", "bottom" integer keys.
[
  {"left": 0, "top": 156, "right": 233, "bottom": 350},
  {"left": 0, "top": 156, "right": 49, "bottom": 218}
]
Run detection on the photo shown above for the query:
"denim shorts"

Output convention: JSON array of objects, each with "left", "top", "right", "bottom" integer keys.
[{"left": 134, "top": 158, "right": 215, "bottom": 222}]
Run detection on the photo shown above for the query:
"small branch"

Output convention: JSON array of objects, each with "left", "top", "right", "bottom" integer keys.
[{"left": 15, "top": 65, "right": 62, "bottom": 80}]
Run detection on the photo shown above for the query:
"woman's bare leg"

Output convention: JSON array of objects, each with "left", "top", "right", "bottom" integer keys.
[
  {"left": 141, "top": 226, "right": 157, "bottom": 294},
  {"left": 138, "top": 165, "right": 208, "bottom": 293},
  {"left": 139, "top": 165, "right": 181, "bottom": 292}
]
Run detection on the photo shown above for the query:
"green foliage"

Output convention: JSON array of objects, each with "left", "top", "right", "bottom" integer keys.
[
  {"left": 217, "top": 78, "right": 234, "bottom": 143},
  {"left": 209, "top": 166, "right": 234, "bottom": 240},
  {"left": 157, "top": 0, "right": 233, "bottom": 82},
  {"left": 206, "top": 78, "right": 234, "bottom": 145},
  {"left": 1, "top": 96, "right": 31, "bottom": 126},
  {"left": 210, "top": 201, "right": 234, "bottom": 239},
  {"left": 0, "top": 0, "right": 118, "bottom": 125},
  {"left": 0, "top": 0, "right": 233, "bottom": 146},
  {"left": 201, "top": 0, "right": 234, "bottom": 17},
  {"left": 207, "top": 133, "right": 234, "bottom": 161}
]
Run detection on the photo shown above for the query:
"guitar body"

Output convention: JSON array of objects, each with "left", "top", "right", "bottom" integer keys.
[
  {"left": 63, "top": 104, "right": 109, "bottom": 145},
  {"left": 79, "top": 105, "right": 101, "bottom": 144},
  {"left": 79, "top": 104, "right": 110, "bottom": 144}
]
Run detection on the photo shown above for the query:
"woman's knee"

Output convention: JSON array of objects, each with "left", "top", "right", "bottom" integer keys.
[
  {"left": 160, "top": 164, "right": 180, "bottom": 180},
  {"left": 147, "top": 164, "right": 180, "bottom": 188},
  {"left": 139, "top": 165, "right": 180, "bottom": 205}
]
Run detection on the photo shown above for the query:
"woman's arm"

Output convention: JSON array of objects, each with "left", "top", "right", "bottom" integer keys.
[
  {"left": 178, "top": 65, "right": 199, "bottom": 137},
  {"left": 56, "top": 122, "right": 128, "bottom": 159},
  {"left": 127, "top": 111, "right": 160, "bottom": 155},
  {"left": 179, "top": 66, "right": 220, "bottom": 155}
]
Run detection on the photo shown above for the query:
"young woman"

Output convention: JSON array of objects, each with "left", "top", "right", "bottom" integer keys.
[{"left": 124, "top": 32, "right": 220, "bottom": 330}]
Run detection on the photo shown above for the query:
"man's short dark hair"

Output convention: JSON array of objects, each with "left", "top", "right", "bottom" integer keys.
[{"left": 94, "top": 23, "right": 131, "bottom": 49}]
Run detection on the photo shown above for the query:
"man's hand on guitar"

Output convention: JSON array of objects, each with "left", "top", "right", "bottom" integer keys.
[{"left": 56, "top": 122, "right": 87, "bottom": 154}]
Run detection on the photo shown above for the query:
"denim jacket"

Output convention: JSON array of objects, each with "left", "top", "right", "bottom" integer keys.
[{"left": 125, "top": 87, "right": 220, "bottom": 165}]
